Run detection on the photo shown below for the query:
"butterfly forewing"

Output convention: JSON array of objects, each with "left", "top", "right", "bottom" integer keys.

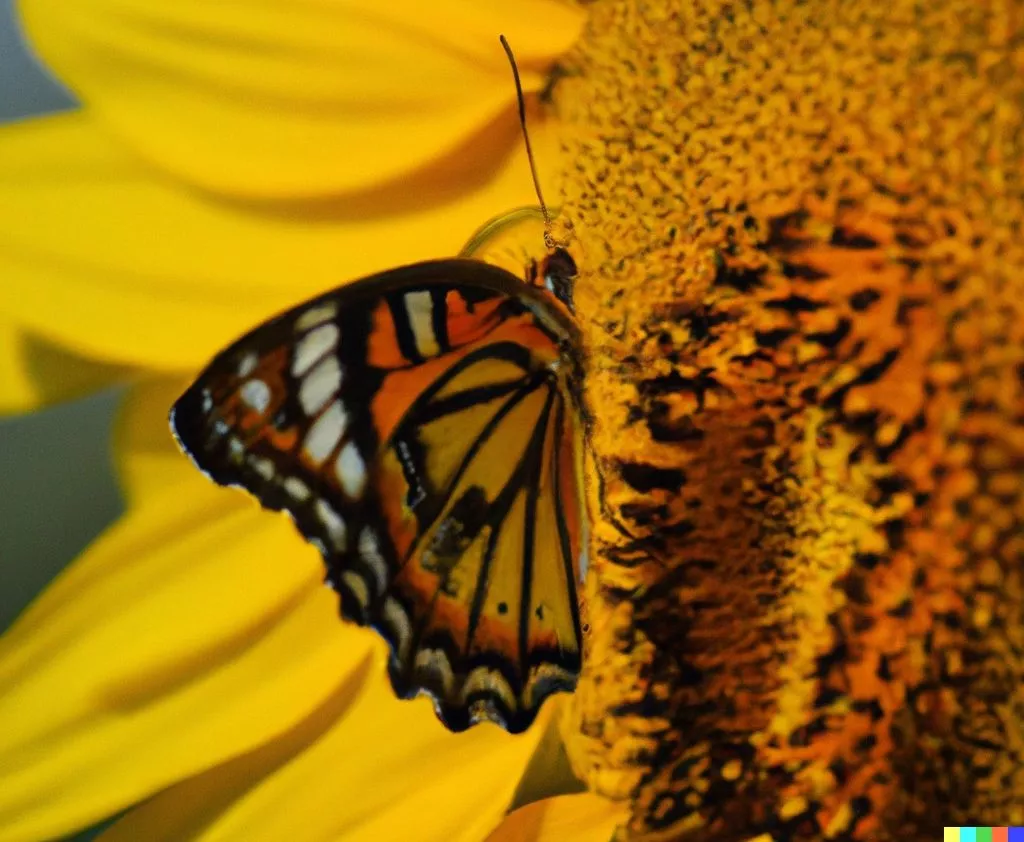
[{"left": 171, "top": 259, "right": 584, "bottom": 733}]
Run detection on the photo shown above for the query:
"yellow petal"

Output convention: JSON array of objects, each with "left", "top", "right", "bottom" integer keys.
[
  {"left": 112, "top": 377, "right": 197, "bottom": 506},
  {"left": 0, "top": 110, "right": 562, "bottom": 371},
  {"left": 0, "top": 462, "right": 372, "bottom": 842},
  {"left": 486, "top": 794, "right": 628, "bottom": 842},
  {"left": 0, "top": 316, "right": 129, "bottom": 413},
  {"left": 18, "top": 0, "right": 583, "bottom": 197},
  {"left": 100, "top": 665, "right": 551, "bottom": 842}
]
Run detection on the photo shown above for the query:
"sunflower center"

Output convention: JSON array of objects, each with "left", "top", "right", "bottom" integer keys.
[{"left": 549, "top": 0, "right": 1024, "bottom": 838}]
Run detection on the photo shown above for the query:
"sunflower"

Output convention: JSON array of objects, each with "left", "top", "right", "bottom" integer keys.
[{"left": 4, "top": 0, "right": 1024, "bottom": 840}]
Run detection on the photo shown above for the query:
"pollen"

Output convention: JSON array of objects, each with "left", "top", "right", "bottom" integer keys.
[{"left": 550, "top": 0, "right": 1024, "bottom": 839}]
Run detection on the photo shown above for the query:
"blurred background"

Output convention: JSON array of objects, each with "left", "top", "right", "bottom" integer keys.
[{"left": 0, "top": 0, "right": 123, "bottom": 633}]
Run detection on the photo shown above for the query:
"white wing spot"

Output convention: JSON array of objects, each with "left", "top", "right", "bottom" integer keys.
[
  {"left": 283, "top": 476, "right": 310, "bottom": 502},
  {"left": 335, "top": 441, "right": 367, "bottom": 499},
  {"left": 299, "top": 355, "right": 343, "bottom": 416},
  {"left": 303, "top": 400, "right": 348, "bottom": 464},
  {"left": 358, "top": 527, "right": 389, "bottom": 597},
  {"left": 461, "top": 666, "right": 517, "bottom": 711},
  {"left": 405, "top": 290, "right": 440, "bottom": 358},
  {"left": 523, "top": 662, "right": 577, "bottom": 710},
  {"left": 314, "top": 499, "right": 347, "bottom": 549},
  {"left": 340, "top": 570, "right": 371, "bottom": 609},
  {"left": 295, "top": 302, "right": 338, "bottom": 331},
  {"left": 239, "top": 379, "right": 271, "bottom": 414},
  {"left": 237, "top": 352, "right": 258, "bottom": 377},
  {"left": 414, "top": 648, "right": 455, "bottom": 698},
  {"left": 382, "top": 597, "right": 412, "bottom": 662},
  {"left": 292, "top": 323, "right": 339, "bottom": 377},
  {"left": 250, "top": 456, "right": 275, "bottom": 480}
]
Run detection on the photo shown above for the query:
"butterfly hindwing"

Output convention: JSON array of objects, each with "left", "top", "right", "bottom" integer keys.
[
  {"left": 171, "top": 259, "right": 584, "bottom": 732},
  {"left": 375, "top": 342, "right": 583, "bottom": 729}
]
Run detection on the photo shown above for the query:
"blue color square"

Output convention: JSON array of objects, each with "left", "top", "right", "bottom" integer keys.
[{"left": 1009, "top": 827, "right": 1024, "bottom": 842}]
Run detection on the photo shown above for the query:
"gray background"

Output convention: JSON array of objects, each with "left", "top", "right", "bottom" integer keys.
[{"left": 0, "top": 0, "right": 123, "bottom": 633}]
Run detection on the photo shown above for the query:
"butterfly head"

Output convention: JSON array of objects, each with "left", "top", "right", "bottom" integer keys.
[{"left": 538, "top": 246, "right": 578, "bottom": 314}]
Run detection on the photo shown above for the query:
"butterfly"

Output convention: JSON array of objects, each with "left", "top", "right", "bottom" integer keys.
[{"left": 170, "top": 241, "right": 589, "bottom": 733}]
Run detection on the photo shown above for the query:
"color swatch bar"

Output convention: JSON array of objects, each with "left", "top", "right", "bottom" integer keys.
[{"left": 944, "top": 829, "right": 1024, "bottom": 842}]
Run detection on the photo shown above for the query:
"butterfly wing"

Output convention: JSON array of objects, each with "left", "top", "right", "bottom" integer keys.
[{"left": 171, "top": 259, "right": 586, "bottom": 732}]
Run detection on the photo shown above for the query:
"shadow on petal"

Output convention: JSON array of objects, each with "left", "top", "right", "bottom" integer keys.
[
  {"left": 140, "top": 663, "right": 553, "bottom": 842},
  {"left": 0, "top": 318, "right": 131, "bottom": 414},
  {"left": 98, "top": 652, "right": 376, "bottom": 842},
  {"left": 508, "top": 700, "right": 587, "bottom": 812},
  {"left": 487, "top": 793, "right": 627, "bottom": 842}
]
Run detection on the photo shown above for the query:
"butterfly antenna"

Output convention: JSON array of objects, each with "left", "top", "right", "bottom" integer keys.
[{"left": 499, "top": 34, "right": 556, "bottom": 250}]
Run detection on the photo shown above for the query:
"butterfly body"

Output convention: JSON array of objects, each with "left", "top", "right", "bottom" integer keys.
[{"left": 171, "top": 257, "right": 588, "bottom": 733}]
